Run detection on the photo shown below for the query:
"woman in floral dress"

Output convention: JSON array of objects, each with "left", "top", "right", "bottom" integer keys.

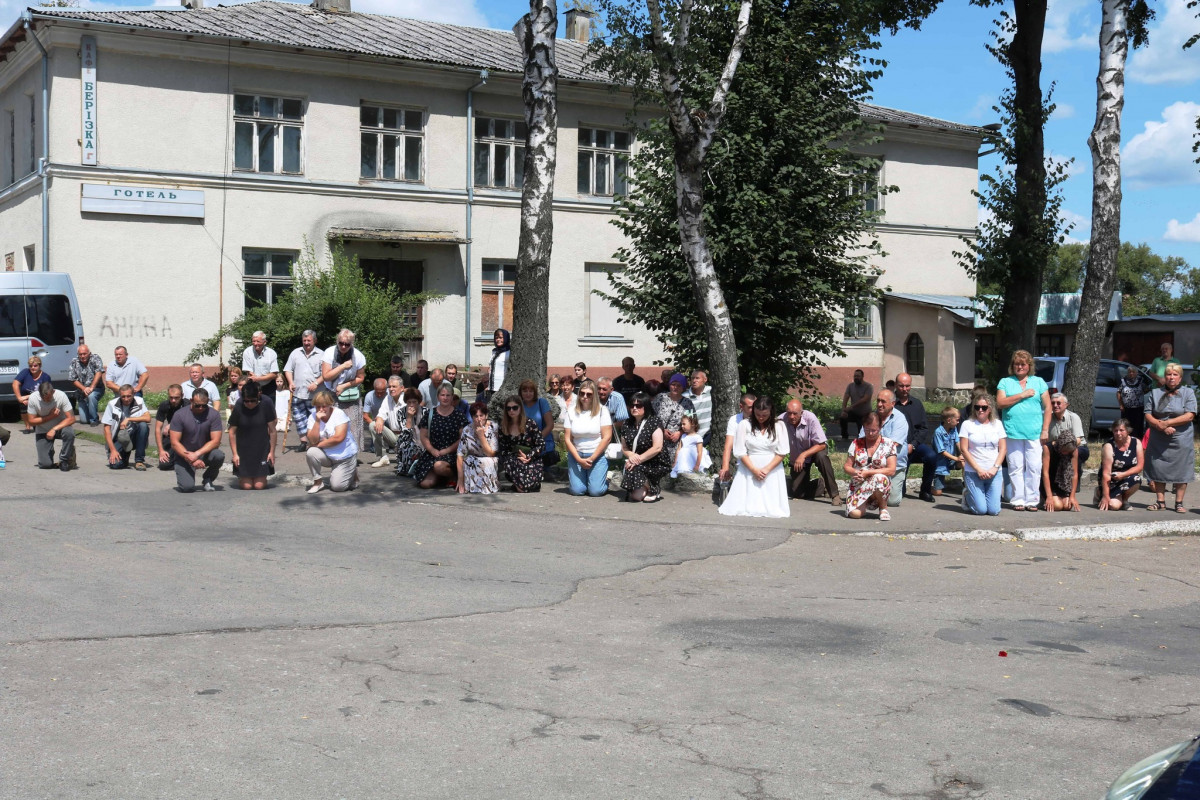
[
  {"left": 392, "top": 387, "right": 424, "bottom": 478},
  {"left": 844, "top": 411, "right": 898, "bottom": 521},
  {"left": 457, "top": 401, "right": 499, "bottom": 494},
  {"left": 498, "top": 394, "right": 545, "bottom": 492},
  {"left": 651, "top": 373, "right": 694, "bottom": 465},
  {"left": 414, "top": 384, "right": 468, "bottom": 488},
  {"left": 620, "top": 392, "right": 671, "bottom": 502}
]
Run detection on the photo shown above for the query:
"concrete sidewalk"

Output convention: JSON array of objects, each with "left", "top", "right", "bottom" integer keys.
[{"left": 7, "top": 428, "right": 1200, "bottom": 543}]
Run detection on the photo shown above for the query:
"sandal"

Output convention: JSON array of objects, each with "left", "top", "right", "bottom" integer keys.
[
  {"left": 879, "top": 509, "right": 891, "bottom": 521},
  {"left": 1146, "top": 501, "right": 1167, "bottom": 511},
  {"left": 1176, "top": 502, "right": 1187, "bottom": 514},
  {"left": 642, "top": 494, "right": 662, "bottom": 503},
  {"left": 1011, "top": 504, "right": 1026, "bottom": 512}
]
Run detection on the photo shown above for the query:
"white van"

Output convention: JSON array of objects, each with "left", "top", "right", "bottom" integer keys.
[{"left": 0, "top": 273, "right": 86, "bottom": 406}]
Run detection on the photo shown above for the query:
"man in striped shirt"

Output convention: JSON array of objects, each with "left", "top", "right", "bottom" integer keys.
[{"left": 684, "top": 370, "right": 713, "bottom": 444}]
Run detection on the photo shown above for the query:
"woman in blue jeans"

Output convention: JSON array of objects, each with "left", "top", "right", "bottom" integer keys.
[
  {"left": 960, "top": 391, "right": 1007, "bottom": 516},
  {"left": 563, "top": 378, "right": 613, "bottom": 496}
]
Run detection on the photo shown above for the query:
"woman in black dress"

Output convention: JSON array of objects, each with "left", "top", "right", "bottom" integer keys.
[
  {"left": 414, "top": 384, "right": 468, "bottom": 488},
  {"left": 228, "top": 380, "right": 277, "bottom": 490},
  {"left": 620, "top": 392, "right": 670, "bottom": 502},
  {"left": 1097, "top": 418, "right": 1145, "bottom": 510},
  {"left": 498, "top": 394, "right": 545, "bottom": 492}
]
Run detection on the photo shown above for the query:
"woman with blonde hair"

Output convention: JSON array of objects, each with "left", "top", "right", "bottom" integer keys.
[
  {"left": 960, "top": 392, "right": 1007, "bottom": 516},
  {"left": 995, "top": 349, "right": 1051, "bottom": 511},
  {"left": 305, "top": 389, "right": 359, "bottom": 494},
  {"left": 563, "top": 378, "right": 613, "bottom": 496}
]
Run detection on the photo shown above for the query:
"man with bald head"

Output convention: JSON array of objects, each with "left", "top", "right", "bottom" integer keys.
[
  {"left": 69, "top": 343, "right": 105, "bottom": 425},
  {"left": 894, "top": 372, "right": 938, "bottom": 503},
  {"left": 780, "top": 398, "right": 840, "bottom": 505},
  {"left": 876, "top": 388, "right": 909, "bottom": 507}
]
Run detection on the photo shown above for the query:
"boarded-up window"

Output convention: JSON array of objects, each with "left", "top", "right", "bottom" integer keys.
[{"left": 482, "top": 261, "right": 515, "bottom": 332}]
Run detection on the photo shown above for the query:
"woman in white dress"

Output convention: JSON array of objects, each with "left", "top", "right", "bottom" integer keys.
[{"left": 719, "top": 396, "right": 790, "bottom": 518}]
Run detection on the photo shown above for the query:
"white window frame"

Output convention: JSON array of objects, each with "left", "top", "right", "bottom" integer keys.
[
  {"left": 360, "top": 104, "right": 425, "bottom": 183},
  {"left": 577, "top": 127, "right": 632, "bottom": 197},
  {"left": 846, "top": 158, "right": 883, "bottom": 213},
  {"left": 581, "top": 262, "right": 632, "bottom": 344},
  {"left": 480, "top": 260, "right": 516, "bottom": 334},
  {"left": 242, "top": 249, "right": 296, "bottom": 309},
  {"left": 233, "top": 94, "right": 305, "bottom": 175},
  {"left": 27, "top": 94, "right": 35, "bottom": 176},
  {"left": 473, "top": 117, "right": 525, "bottom": 190}
]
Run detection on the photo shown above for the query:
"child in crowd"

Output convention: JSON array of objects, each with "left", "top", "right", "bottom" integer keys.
[
  {"left": 227, "top": 367, "right": 244, "bottom": 413},
  {"left": 274, "top": 374, "right": 292, "bottom": 433},
  {"left": 671, "top": 414, "right": 711, "bottom": 478},
  {"left": 932, "top": 406, "right": 963, "bottom": 496}
]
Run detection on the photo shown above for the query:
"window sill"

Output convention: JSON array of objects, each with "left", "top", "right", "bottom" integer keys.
[
  {"left": 578, "top": 336, "right": 634, "bottom": 347},
  {"left": 842, "top": 339, "right": 883, "bottom": 349}
]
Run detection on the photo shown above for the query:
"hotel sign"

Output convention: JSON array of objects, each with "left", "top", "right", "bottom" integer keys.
[
  {"left": 81, "top": 184, "right": 205, "bottom": 218},
  {"left": 81, "top": 36, "right": 97, "bottom": 165}
]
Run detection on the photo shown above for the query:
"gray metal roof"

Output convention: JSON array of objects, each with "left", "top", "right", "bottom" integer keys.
[
  {"left": 26, "top": 1, "right": 603, "bottom": 81},
  {"left": 886, "top": 293, "right": 979, "bottom": 323},
  {"left": 16, "top": 2, "right": 984, "bottom": 136}
]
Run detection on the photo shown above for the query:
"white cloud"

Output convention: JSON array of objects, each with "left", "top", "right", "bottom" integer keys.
[
  {"left": 1165, "top": 212, "right": 1200, "bottom": 242},
  {"left": 1060, "top": 208, "right": 1091, "bottom": 244},
  {"left": 1052, "top": 102, "right": 1076, "bottom": 120},
  {"left": 1123, "top": 101, "right": 1200, "bottom": 189},
  {"left": 1129, "top": 0, "right": 1200, "bottom": 85},
  {"left": 1043, "top": 0, "right": 1096, "bottom": 53},
  {"left": 966, "top": 94, "right": 996, "bottom": 123}
]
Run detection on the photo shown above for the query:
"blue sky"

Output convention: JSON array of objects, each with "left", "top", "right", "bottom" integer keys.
[{"left": 10, "top": 0, "right": 1198, "bottom": 268}]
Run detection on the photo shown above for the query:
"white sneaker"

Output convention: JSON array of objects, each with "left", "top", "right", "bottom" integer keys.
[
  {"left": 370, "top": 456, "right": 390, "bottom": 468},
  {"left": 202, "top": 481, "right": 215, "bottom": 492},
  {"left": 307, "top": 480, "right": 325, "bottom": 494}
]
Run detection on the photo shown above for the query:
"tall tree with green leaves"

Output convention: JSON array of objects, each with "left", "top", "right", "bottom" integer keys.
[
  {"left": 1063, "top": 0, "right": 1153, "bottom": 432},
  {"left": 592, "top": 0, "right": 943, "bottom": 411},
  {"left": 1044, "top": 241, "right": 1192, "bottom": 315}
]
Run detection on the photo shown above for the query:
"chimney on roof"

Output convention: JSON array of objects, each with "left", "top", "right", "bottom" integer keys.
[
  {"left": 313, "top": 0, "right": 352, "bottom": 12},
  {"left": 564, "top": 7, "right": 596, "bottom": 42},
  {"left": 181, "top": 0, "right": 204, "bottom": 8}
]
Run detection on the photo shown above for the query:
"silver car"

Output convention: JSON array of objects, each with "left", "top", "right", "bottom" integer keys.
[
  {"left": 0, "top": 272, "right": 86, "bottom": 406},
  {"left": 1033, "top": 357, "right": 1154, "bottom": 433}
]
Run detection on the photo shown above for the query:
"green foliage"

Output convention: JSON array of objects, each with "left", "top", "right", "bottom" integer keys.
[
  {"left": 956, "top": 9, "right": 1073, "bottom": 329},
  {"left": 591, "top": 0, "right": 894, "bottom": 401},
  {"left": 1043, "top": 242, "right": 1195, "bottom": 315},
  {"left": 186, "top": 242, "right": 442, "bottom": 377}
]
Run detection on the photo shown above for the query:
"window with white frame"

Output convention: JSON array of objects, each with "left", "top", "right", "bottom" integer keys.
[
  {"left": 481, "top": 261, "right": 516, "bottom": 332},
  {"left": 585, "top": 263, "right": 626, "bottom": 338},
  {"left": 843, "top": 296, "right": 876, "bottom": 341},
  {"left": 474, "top": 117, "right": 525, "bottom": 190},
  {"left": 845, "top": 160, "right": 882, "bottom": 213},
  {"left": 360, "top": 105, "right": 424, "bottom": 182},
  {"left": 242, "top": 250, "right": 295, "bottom": 309},
  {"left": 27, "top": 95, "right": 35, "bottom": 176},
  {"left": 233, "top": 94, "right": 304, "bottom": 174},
  {"left": 577, "top": 127, "right": 631, "bottom": 197}
]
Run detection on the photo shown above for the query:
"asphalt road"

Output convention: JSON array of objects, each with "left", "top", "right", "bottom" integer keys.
[{"left": 3, "top": 435, "right": 1199, "bottom": 799}]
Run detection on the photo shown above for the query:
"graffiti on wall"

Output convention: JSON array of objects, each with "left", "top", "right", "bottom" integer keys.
[{"left": 98, "top": 315, "right": 174, "bottom": 338}]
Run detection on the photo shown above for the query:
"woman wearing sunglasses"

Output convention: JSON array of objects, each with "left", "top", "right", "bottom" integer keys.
[
  {"left": 960, "top": 391, "right": 1007, "bottom": 516},
  {"left": 619, "top": 392, "right": 670, "bottom": 502},
  {"left": 498, "top": 394, "right": 545, "bottom": 493},
  {"left": 563, "top": 378, "right": 613, "bottom": 497}
]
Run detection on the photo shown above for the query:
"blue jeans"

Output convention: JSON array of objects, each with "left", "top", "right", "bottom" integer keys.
[
  {"left": 109, "top": 421, "right": 149, "bottom": 467},
  {"left": 568, "top": 449, "right": 609, "bottom": 497},
  {"left": 77, "top": 387, "right": 104, "bottom": 424},
  {"left": 964, "top": 470, "right": 1002, "bottom": 516}
]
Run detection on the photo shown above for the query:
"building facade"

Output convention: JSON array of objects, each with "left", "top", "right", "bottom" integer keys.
[{"left": 0, "top": 0, "right": 984, "bottom": 393}]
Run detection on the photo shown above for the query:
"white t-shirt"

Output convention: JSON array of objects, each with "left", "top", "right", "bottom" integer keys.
[
  {"left": 321, "top": 346, "right": 367, "bottom": 392},
  {"left": 959, "top": 418, "right": 1005, "bottom": 474},
  {"left": 308, "top": 406, "right": 358, "bottom": 461},
  {"left": 725, "top": 413, "right": 745, "bottom": 438},
  {"left": 564, "top": 405, "right": 613, "bottom": 453}
]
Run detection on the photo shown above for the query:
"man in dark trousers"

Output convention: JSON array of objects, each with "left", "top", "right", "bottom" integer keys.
[{"left": 894, "top": 372, "right": 939, "bottom": 503}]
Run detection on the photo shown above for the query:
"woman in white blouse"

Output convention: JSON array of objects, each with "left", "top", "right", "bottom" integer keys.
[
  {"left": 719, "top": 396, "right": 790, "bottom": 518},
  {"left": 960, "top": 391, "right": 1007, "bottom": 516},
  {"left": 564, "top": 378, "right": 613, "bottom": 497}
]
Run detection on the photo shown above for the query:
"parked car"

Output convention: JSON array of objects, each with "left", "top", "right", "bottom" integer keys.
[
  {"left": 0, "top": 272, "right": 85, "bottom": 407},
  {"left": 1104, "top": 733, "right": 1200, "bottom": 798},
  {"left": 1033, "top": 357, "right": 1154, "bottom": 433}
]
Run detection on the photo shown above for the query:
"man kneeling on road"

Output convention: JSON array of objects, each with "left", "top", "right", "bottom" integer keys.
[
  {"left": 780, "top": 398, "right": 841, "bottom": 505},
  {"left": 102, "top": 384, "right": 152, "bottom": 470},
  {"left": 28, "top": 381, "right": 76, "bottom": 471},
  {"left": 169, "top": 388, "right": 225, "bottom": 492},
  {"left": 155, "top": 385, "right": 186, "bottom": 470}
]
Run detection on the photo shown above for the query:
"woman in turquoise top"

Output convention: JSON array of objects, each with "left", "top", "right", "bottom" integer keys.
[{"left": 995, "top": 349, "right": 1051, "bottom": 511}]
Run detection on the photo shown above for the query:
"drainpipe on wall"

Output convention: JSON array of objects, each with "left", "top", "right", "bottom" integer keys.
[
  {"left": 22, "top": 12, "right": 49, "bottom": 272},
  {"left": 464, "top": 69, "right": 487, "bottom": 368}
]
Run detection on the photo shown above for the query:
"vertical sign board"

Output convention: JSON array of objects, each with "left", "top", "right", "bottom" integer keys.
[{"left": 80, "top": 36, "right": 97, "bottom": 166}]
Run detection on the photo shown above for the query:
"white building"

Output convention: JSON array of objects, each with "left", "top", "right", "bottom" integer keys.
[{"left": 0, "top": 0, "right": 984, "bottom": 394}]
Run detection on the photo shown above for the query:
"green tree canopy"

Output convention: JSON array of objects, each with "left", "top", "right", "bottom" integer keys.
[
  {"left": 1041, "top": 241, "right": 1194, "bottom": 316},
  {"left": 186, "top": 242, "right": 442, "bottom": 378}
]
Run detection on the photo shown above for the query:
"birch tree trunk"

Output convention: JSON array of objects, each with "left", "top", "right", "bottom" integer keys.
[
  {"left": 998, "top": 0, "right": 1050, "bottom": 360},
  {"left": 498, "top": 0, "right": 557, "bottom": 407},
  {"left": 647, "top": 0, "right": 753, "bottom": 443},
  {"left": 1063, "top": 0, "right": 1127, "bottom": 433}
]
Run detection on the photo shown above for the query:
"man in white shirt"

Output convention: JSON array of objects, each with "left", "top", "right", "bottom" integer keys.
[
  {"left": 877, "top": 389, "right": 909, "bottom": 508},
  {"left": 284, "top": 330, "right": 323, "bottom": 444},
  {"left": 242, "top": 330, "right": 279, "bottom": 402},
  {"left": 104, "top": 346, "right": 149, "bottom": 396},
  {"left": 181, "top": 364, "right": 222, "bottom": 411},
  {"left": 718, "top": 393, "right": 757, "bottom": 482},
  {"left": 102, "top": 384, "right": 152, "bottom": 470},
  {"left": 364, "top": 376, "right": 406, "bottom": 467},
  {"left": 27, "top": 381, "right": 76, "bottom": 471}
]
